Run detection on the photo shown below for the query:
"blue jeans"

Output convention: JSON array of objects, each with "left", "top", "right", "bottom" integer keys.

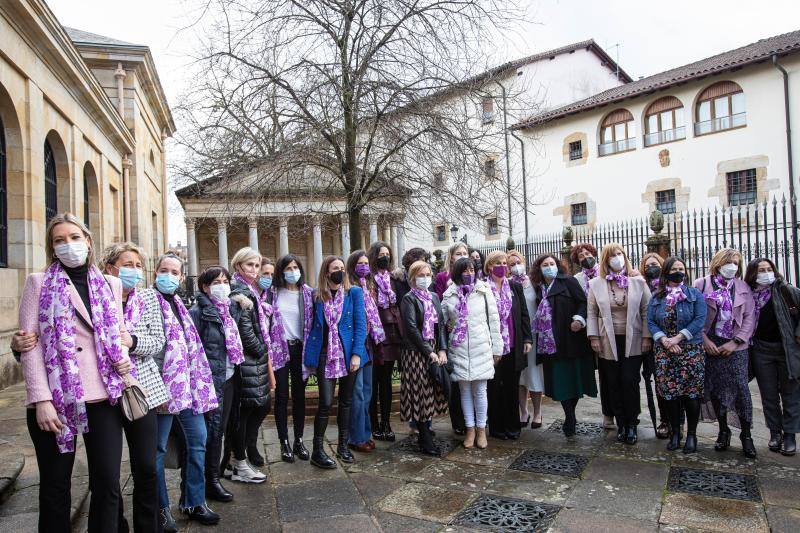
[
  {"left": 156, "top": 410, "right": 207, "bottom": 510},
  {"left": 350, "top": 362, "right": 373, "bottom": 444}
]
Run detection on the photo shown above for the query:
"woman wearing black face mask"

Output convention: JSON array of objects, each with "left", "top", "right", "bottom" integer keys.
[
  {"left": 469, "top": 248, "right": 486, "bottom": 281},
  {"left": 646, "top": 257, "right": 707, "bottom": 454}
]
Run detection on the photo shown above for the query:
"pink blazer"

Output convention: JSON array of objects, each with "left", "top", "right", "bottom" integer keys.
[
  {"left": 19, "top": 271, "right": 130, "bottom": 407},
  {"left": 693, "top": 276, "right": 756, "bottom": 344}
]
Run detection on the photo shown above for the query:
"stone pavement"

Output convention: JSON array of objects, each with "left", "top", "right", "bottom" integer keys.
[{"left": 1, "top": 380, "right": 799, "bottom": 532}]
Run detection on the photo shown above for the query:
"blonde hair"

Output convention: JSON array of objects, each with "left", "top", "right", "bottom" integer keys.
[
  {"left": 316, "top": 255, "right": 350, "bottom": 302},
  {"left": 407, "top": 260, "right": 432, "bottom": 285},
  {"left": 484, "top": 250, "right": 507, "bottom": 275},
  {"left": 101, "top": 242, "right": 146, "bottom": 268},
  {"left": 45, "top": 212, "right": 95, "bottom": 266},
  {"left": 709, "top": 248, "right": 742, "bottom": 278},
  {"left": 639, "top": 252, "right": 664, "bottom": 274},
  {"left": 230, "top": 246, "right": 262, "bottom": 274},
  {"left": 445, "top": 242, "right": 469, "bottom": 270},
  {"left": 507, "top": 250, "right": 525, "bottom": 266},
  {"left": 598, "top": 242, "right": 633, "bottom": 278}
]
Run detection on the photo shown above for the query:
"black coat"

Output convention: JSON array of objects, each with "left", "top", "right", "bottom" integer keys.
[
  {"left": 400, "top": 290, "right": 448, "bottom": 355},
  {"left": 509, "top": 280, "right": 533, "bottom": 372},
  {"left": 230, "top": 281, "right": 271, "bottom": 407},
  {"left": 535, "top": 274, "right": 592, "bottom": 360}
]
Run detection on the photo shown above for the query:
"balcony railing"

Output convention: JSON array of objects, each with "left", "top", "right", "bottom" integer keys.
[
  {"left": 694, "top": 112, "right": 746, "bottom": 136},
  {"left": 644, "top": 126, "right": 686, "bottom": 147},
  {"left": 598, "top": 137, "right": 636, "bottom": 156}
]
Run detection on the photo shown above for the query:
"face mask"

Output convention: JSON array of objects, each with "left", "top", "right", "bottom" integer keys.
[
  {"left": 210, "top": 283, "right": 231, "bottom": 302},
  {"left": 491, "top": 265, "right": 508, "bottom": 278},
  {"left": 666, "top": 271, "right": 685, "bottom": 284},
  {"left": 473, "top": 259, "right": 482, "bottom": 271},
  {"left": 719, "top": 263, "right": 738, "bottom": 279},
  {"left": 258, "top": 275, "right": 272, "bottom": 290},
  {"left": 284, "top": 270, "right": 301, "bottom": 285},
  {"left": 376, "top": 256, "right": 390, "bottom": 270},
  {"left": 328, "top": 270, "right": 345, "bottom": 285},
  {"left": 542, "top": 265, "right": 558, "bottom": 279},
  {"left": 461, "top": 273, "right": 474, "bottom": 285},
  {"left": 757, "top": 272, "right": 776, "bottom": 286},
  {"left": 511, "top": 264, "right": 526, "bottom": 277},
  {"left": 55, "top": 241, "right": 89, "bottom": 268},
  {"left": 355, "top": 264, "right": 371, "bottom": 278},
  {"left": 580, "top": 257, "right": 596, "bottom": 269},
  {"left": 453, "top": 253, "right": 468, "bottom": 262},
  {"left": 118, "top": 267, "right": 143, "bottom": 290},
  {"left": 609, "top": 255, "right": 626, "bottom": 272},
  {"left": 416, "top": 276, "right": 432, "bottom": 289},
  {"left": 155, "top": 273, "right": 180, "bottom": 294},
  {"left": 645, "top": 266, "right": 662, "bottom": 280}
]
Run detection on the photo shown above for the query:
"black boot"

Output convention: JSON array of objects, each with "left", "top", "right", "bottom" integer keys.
[
  {"left": 160, "top": 507, "right": 177, "bottom": 532},
  {"left": 417, "top": 422, "right": 440, "bottom": 456},
  {"left": 715, "top": 416, "right": 731, "bottom": 451},
  {"left": 372, "top": 420, "right": 386, "bottom": 441},
  {"left": 616, "top": 425, "right": 626, "bottom": 443},
  {"left": 383, "top": 420, "right": 396, "bottom": 442},
  {"left": 561, "top": 400, "right": 577, "bottom": 437},
  {"left": 336, "top": 433, "right": 355, "bottom": 464},
  {"left": 683, "top": 433, "right": 697, "bottom": 454},
  {"left": 184, "top": 503, "right": 220, "bottom": 525},
  {"left": 280, "top": 439, "right": 295, "bottom": 463},
  {"left": 247, "top": 444, "right": 265, "bottom": 467},
  {"left": 625, "top": 425, "right": 638, "bottom": 445},
  {"left": 666, "top": 399, "right": 683, "bottom": 451},
  {"left": 782, "top": 433, "right": 796, "bottom": 456},
  {"left": 310, "top": 436, "right": 337, "bottom": 469},
  {"left": 740, "top": 428, "right": 757, "bottom": 459},
  {"left": 768, "top": 430, "right": 783, "bottom": 452},
  {"left": 205, "top": 437, "right": 233, "bottom": 502},
  {"left": 293, "top": 437, "right": 310, "bottom": 460},
  {"left": 667, "top": 431, "right": 683, "bottom": 451}
]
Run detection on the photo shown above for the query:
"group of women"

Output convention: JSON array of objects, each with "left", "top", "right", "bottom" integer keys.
[{"left": 12, "top": 212, "right": 800, "bottom": 533}]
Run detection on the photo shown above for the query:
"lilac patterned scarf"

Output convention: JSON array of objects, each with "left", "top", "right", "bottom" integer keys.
[
  {"left": 374, "top": 270, "right": 396, "bottom": 309},
  {"left": 605, "top": 268, "right": 629, "bottom": 289},
  {"left": 323, "top": 289, "right": 348, "bottom": 379},
  {"left": 649, "top": 278, "right": 660, "bottom": 292},
  {"left": 124, "top": 288, "right": 146, "bottom": 332},
  {"left": 707, "top": 275, "right": 735, "bottom": 339},
  {"left": 39, "top": 262, "right": 127, "bottom": 453},
  {"left": 233, "top": 273, "right": 272, "bottom": 350},
  {"left": 270, "top": 285, "right": 314, "bottom": 371},
  {"left": 411, "top": 287, "right": 438, "bottom": 341},
  {"left": 211, "top": 296, "right": 245, "bottom": 365},
  {"left": 451, "top": 283, "right": 474, "bottom": 348},
  {"left": 752, "top": 286, "right": 772, "bottom": 326},
  {"left": 534, "top": 282, "right": 557, "bottom": 354},
  {"left": 511, "top": 272, "right": 529, "bottom": 286},
  {"left": 360, "top": 279, "right": 386, "bottom": 344},
  {"left": 579, "top": 265, "right": 599, "bottom": 294},
  {"left": 155, "top": 292, "right": 218, "bottom": 415},
  {"left": 665, "top": 284, "right": 687, "bottom": 308},
  {"left": 491, "top": 278, "right": 513, "bottom": 353}
]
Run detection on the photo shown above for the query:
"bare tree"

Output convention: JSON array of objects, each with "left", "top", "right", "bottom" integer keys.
[{"left": 173, "top": 0, "right": 538, "bottom": 248}]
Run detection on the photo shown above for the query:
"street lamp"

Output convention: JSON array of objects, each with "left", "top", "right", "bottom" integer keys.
[{"left": 450, "top": 224, "right": 459, "bottom": 242}]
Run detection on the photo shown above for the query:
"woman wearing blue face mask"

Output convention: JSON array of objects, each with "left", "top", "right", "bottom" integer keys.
[
  {"left": 268, "top": 254, "right": 315, "bottom": 462},
  {"left": 531, "top": 254, "right": 597, "bottom": 438}
]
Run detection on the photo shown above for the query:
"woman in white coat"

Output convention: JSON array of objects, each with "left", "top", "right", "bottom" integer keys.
[{"left": 442, "top": 258, "right": 503, "bottom": 449}]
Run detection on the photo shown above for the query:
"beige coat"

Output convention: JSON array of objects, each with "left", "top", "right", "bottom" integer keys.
[{"left": 587, "top": 276, "right": 651, "bottom": 361}]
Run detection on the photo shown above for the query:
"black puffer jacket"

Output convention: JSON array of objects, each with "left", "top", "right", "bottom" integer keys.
[{"left": 230, "top": 280, "right": 271, "bottom": 407}]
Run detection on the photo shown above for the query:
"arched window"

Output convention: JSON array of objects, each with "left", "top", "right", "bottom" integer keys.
[
  {"left": 83, "top": 167, "right": 90, "bottom": 228},
  {"left": 599, "top": 109, "right": 636, "bottom": 156},
  {"left": 644, "top": 96, "right": 685, "bottom": 146},
  {"left": 0, "top": 117, "right": 7, "bottom": 267},
  {"left": 44, "top": 140, "right": 57, "bottom": 224},
  {"left": 695, "top": 81, "right": 745, "bottom": 135}
]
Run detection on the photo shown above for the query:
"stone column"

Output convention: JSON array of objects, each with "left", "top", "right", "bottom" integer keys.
[
  {"left": 248, "top": 218, "right": 259, "bottom": 252},
  {"left": 383, "top": 225, "right": 391, "bottom": 244},
  {"left": 279, "top": 217, "right": 289, "bottom": 256},
  {"left": 313, "top": 217, "right": 323, "bottom": 280},
  {"left": 121, "top": 155, "right": 132, "bottom": 241},
  {"left": 217, "top": 218, "right": 229, "bottom": 267},
  {"left": 397, "top": 220, "right": 406, "bottom": 259},
  {"left": 114, "top": 63, "right": 126, "bottom": 118},
  {"left": 369, "top": 215, "right": 379, "bottom": 245},
  {"left": 340, "top": 214, "right": 351, "bottom": 258},
  {"left": 185, "top": 217, "right": 198, "bottom": 277},
  {"left": 390, "top": 223, "right": 399, "bottom": 263}
]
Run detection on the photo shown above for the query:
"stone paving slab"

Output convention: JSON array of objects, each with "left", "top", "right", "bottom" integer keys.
[
  {"left": 276, "top": 477, "right": 365, "bottom": 522},
  {"left": 550, "top": 508, "right": 660, "bottom": 533},
  {"left": 376, "top": 482, "right": 475, "bottom": 523},
  {"left": 411, "top": 460, "right": 504, "bottom": 493},
  {"left": 583, "top": 456, "right": 669, "bottom": 489},
  {"left": 445, "top": 444, "right": 522, "bottom": 468},
  {"left": 485, "top": 468, "right": 577, "bottom": 506},
  {"left": 659, "top": 493, "right": 769, "bottom": 532},
  {"left": 765, "top": 505, "right": 800, "bottom": 532},
  {"left": 757, "top": 461, "right": 800, "bottom": 508},
  {"left": 282, "top": 512, "right": 378, "bottom": 532},
  {"left": 350, "top": 472, "right": 406, "bottom": 508},
  {"left": 565, "top": 479, "right": 663, "bottom": 522},
  {"left": 371, "top": 510, "right": 441, "bottom": 532}
]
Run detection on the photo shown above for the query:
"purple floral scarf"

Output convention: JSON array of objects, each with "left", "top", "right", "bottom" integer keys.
[
  {"left": 155, "top": 292, "right": 218, "bottom": 415},
  {"left": 39, "top": 262, "right": 127, "bottom": 453},
  {"left": 233, "top": 273, "right": 272, "bottom": 350},
  {"left": 374, "top": 270, "right": 396, "bottom": 309},
  {"left": 270, "top": 285, "right": 314, "bottom": 371},
  {"left": 360, "top": 279, "right": 386, "bottom": 344},
  {"left": 451, "top": 283, "right": 474, "bottom": 348},
  {"left": 707, "top": 275, "right": 735, "bottom": 339},
  {"left": 124, "top": 288, "right": 146, "bottom": 332},
  {"left": 605, "top": 268, "right": 629, "bottom": 289},
  {"left": 534, "top": 282, "right": 557, "bottom": 355},
  {"left": 752, "top": 286, "right": 772, "bottom": 326},
  {"left": 491, "top": 278, "right": 513, "bottom": 353},
  {"left": 512, "top": 272, "right": 529, "bottom": 286},
  {"left": 323, "top": 289, "right": 348, "bottom": 379},
  {"left": 211, "top": 296, "right": 245, "bottom": 365},
  {"left": 411, "top": 287, "right": 438, "bottom": 341},
  {"left": 665, "top": 284, "right": 687, "bottom": 308},
  {"left": 579, "top": 265, "right": 599, "bottom": 295},
  {"left": 649, "top": 278, "right": 660, "bottom": 292}
]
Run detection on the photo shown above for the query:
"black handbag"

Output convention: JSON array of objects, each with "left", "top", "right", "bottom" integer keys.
[{"left": 428, "top": 359, "right": 453, "bottom": 399}]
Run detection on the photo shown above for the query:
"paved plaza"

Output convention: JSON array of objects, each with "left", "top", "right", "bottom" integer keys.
[{"left": 0, "top": 380, "right": 799, "bottom": 532}]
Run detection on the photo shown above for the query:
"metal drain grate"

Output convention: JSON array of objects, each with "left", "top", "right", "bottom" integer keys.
[
  {"left": 667, "top": 467, "right": 761, "bottom": 502},
  {"left": 547, "top": 419, "right": 606, "bottom": 436},
  {"left": 509, "top": 449, "right": 590, "bottom": 478},
  {"left": 390, "top": 435, "right": 459, "bottom": 457},
  {"left": 452, "top": 494, "right": 561, "bottom": 532}
]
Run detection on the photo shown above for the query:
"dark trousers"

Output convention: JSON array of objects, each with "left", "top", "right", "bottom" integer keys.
[
  {"left": 232, "top": 403, "right": 270, "bottom": 460},
  {"left": 369, "top": 360, "right": 395, "bottom": 428},
  {"left": 599, "top": 356, "right": 613, "bottom": 417},
  {"left": 752, "top": 339, "right": 800, "bottom": 433},
  {"left": 487, "top": 354, "right": 522, "bottom": 435},
  {"left": 117, "top": 409, "right": 158, "bottom": 533},
  {"left": 449, "top": 381, "right": 466, "bottom": 432},
  {"left": 275, "top": 342, "right": 307, "bottom": 441},
  {"left": 597, "top": 336, "right": 643, "bottom": 426},
  {"left": 28, "top": 401, "right": 123, "bottom": 533},
  {"left": 205, "top": 374, "right": 238, "bottom": 479},
  {"left": 315, "top": 358, "right": 357, "bottom": 441}
]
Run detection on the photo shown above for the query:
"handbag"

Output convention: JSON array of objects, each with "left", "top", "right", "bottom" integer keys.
[{"left": 120, "top": 374, "right": 149, "bottom": 421}]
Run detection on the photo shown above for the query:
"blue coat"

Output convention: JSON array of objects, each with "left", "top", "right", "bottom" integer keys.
[
  {"left": 646, "top": 285, "right": 707, "bottom": 345},
  {"left": 304, "top": 286, "right": 368, "bottom": 370}
]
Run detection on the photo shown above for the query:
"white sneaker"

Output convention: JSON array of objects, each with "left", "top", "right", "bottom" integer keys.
[{"left": 230, "top": 459, "right": 266, "bottom": 483}]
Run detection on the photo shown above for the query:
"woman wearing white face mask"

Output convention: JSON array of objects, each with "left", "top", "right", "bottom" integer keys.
[
  {"left": 435, "top": 242, "right": 469, "bottom": 299},
  {"left": 745, "top": 258, "right": 800, "bottom": 456},
  {"left": 694, "top": 248, "right": 757, "bottom": 458},
  {"left": 399, "top": 261, "right": 449, "bottom": 455}
]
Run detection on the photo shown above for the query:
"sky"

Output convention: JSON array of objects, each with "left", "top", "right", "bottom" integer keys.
[{"left": 46, "top": 0, "right": 800, "bottom": 245}]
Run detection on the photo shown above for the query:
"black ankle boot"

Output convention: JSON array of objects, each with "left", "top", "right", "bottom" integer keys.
[
  {"left": 616, "top": 425, "right": 626, "bottom": 443},
  {"left": 372, "top": 421, "right": 386, "bottom": 441},
  {"left": 383, "top": 420, "right": 396, "bottom": 442},
  {"left": 418, "top": 423, "right": 440, "bottom": 456},
  {"left": 782, "top": 433, "right": 796, "bottom": 456},
  {"left": 683, "top": 433, "right": 697, "bottom": 454},
  {"left": 715, "top": 425, "right": 731, "bottom": 451},
  {"left": 185, "top": 503, "right": 220, "bottom": 525},
  {"left": 310, "top": 437, "right": 337, "bottom": 469},
  {"left": 160, "top": 507, "right": 178, "bottom": 532},
  {"left": 625, "top": 425, "right": 638, "bottom": 445},
  {"left": 667, "top": 431, "right": 683, "bottom": 451},
  {"left": 293, "top": 437, "right": 310, "bottom": 460},
  {"left": 280, "top": 438, "right": 295, "bottom": 463},
  {"left": 768, "top": 430, "right": 783, "bottom": 452},
  {"left": 205, "top": 474, "right": 233, "bottom": 503},
  {"left": 337, "top": 435, "right": 355, "bottom": 464},
  {"left": 740, "top": 433, "right": 757, "bottom": 459}
]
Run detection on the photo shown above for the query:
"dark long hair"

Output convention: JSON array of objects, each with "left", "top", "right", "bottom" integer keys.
[
  {"left": 451, "top": 257, "right": 474, "bottom": 286},
  {"left": 529, "top": 254, "right": 566, "bottom": 285},
  {"left": 402, "top": 247, "right": 429, "bottom": 271},
  {"left": 273, "top": 254, "right": 306, "bottom": 289},
  {"left": 655, "top": 256, "right": 687, "bottom": 298},
  {"left": 744, "top": 257, "right": 783, "bottom": 288},
  {"left": 346, "top": 249, "right": 371, "bottom": 287},
  {"left": 367, "top": 241, "right": 393, "bottom": 272},
  {"left": 197, "top": 265, "right": 230, "bottom": 295}
]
